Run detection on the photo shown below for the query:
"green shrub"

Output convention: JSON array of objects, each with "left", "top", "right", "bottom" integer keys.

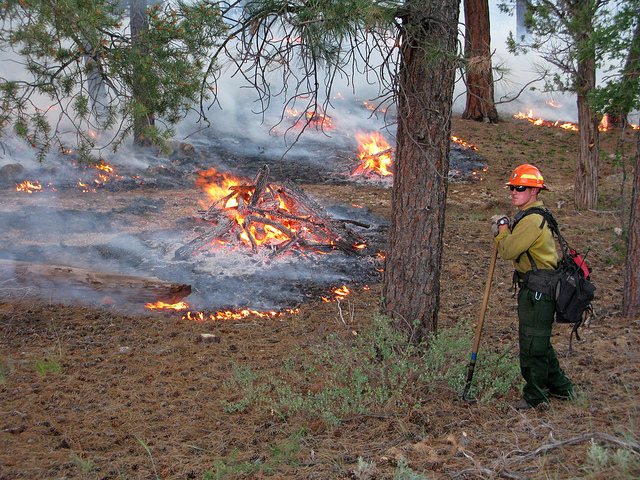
[{"left": 220, "top": 315, "right": 520, "bottom": 423}]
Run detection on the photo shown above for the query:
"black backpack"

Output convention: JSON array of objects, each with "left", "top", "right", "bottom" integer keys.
[{"left": 512, "top": 207, "right": 596, "bottom": 350}]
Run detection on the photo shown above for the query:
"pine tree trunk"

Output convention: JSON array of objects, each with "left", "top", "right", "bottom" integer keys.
[
  {"left": 623, "top": 132, "right": 640, "bottom": 317},
  {"left": 382, "top": 0, "right": 460, "bottom": 343},
  {"left": 130, "top": 0, "right": 154, "bottom": 147},
  {"left": 461, "top": 0, "right": 499, "bottom": 123},
  {"left": 574, "top": 54, "right": 599, "bottom": 210}
]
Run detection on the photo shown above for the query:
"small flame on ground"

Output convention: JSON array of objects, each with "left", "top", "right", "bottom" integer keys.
[
  {"left": 15, "top": 180, "right": 44, "bottom": 193},
  {"left": 451, "top": 136, "right": 478, "bottom": 150},
  {"left": 14, "top": 161, "right": 121, "bottom": 194},
  {"left": 322, "top": 284, "right": 353, "bottom": 302},
  {"left": 512, "top": 109, "right": 640, "bottom": 132},
  {"left": 182, "top": 308, "right": 300, "bottom": 322},
  {"left": 145, "top": 301, "right": 189, "bottom": 310},
  {"left": 285, "top": 107, "right": 335, "bottom": 131}
]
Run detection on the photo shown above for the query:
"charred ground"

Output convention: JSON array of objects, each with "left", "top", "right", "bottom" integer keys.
[{"left": 1, "top": 116, "right": 639, "bottom": 479}]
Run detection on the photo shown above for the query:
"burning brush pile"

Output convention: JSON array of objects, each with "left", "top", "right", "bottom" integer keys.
[{"left": 175, "top": 165, "right": 370, "bottom": 261}]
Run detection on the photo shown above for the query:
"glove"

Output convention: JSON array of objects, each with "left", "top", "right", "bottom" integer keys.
[{"left": 490, "top": 214, "right": 510, "bottom": 237}]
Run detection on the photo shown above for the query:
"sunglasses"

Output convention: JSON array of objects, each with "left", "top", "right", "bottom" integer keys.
[{"left": 509, "top": 185, "right": 528, "bottom": 192}]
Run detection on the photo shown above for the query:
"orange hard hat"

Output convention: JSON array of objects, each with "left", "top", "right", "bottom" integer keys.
[{"left": 506, "top": 164, "right": 548, "bottom": 190}]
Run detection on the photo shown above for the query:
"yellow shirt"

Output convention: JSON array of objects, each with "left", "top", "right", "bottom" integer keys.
[{"left": 494, "top": 201, "right": 558, "bottom": 274}]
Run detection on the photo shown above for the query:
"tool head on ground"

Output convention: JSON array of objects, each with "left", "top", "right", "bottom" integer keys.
[
  {"left": 506, "top": 164, "right": 549, "bottom": 190},
  {"left": 461, "top": 380, "right": 478, "bottom": 403},
  {"left": 460, "top": 243, "right": 499, "bottom": 405}
]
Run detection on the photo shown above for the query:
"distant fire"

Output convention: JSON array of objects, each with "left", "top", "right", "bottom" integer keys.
[
  {"left": 285, "top": 106, "right": 335, "bottom": 131},
  {"left": 14, "top": 161, "right": 122, "bottom": 194},
  {"left": 513, "top": 109, "right": 640, "bottom": 131},
  {"left": 351, "top": 132, "right": 478, "bottom": 178},
  {"left": 14, "top": 180, "right": 54, "bottom": 193},
  {"left": 514, "top": 109, "right": 579, "bottom": 131},
  {"left": 351, "top": 131, "right": 393, "bottom": 177}
]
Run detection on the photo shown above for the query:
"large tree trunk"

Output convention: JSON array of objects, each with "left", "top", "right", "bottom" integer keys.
[
  {"left": 130, "top": 0, "right": 154, "bottom": 147},
  {"left": 382, "top": 0, "right": 460, "bottom": 344},
  {"left": 574, "top": 54, "right": 600, "bottom": 209},
  {"left": 461, "top": 0, "right": 499, "bottom": 123},
  {"left": 623, "top": 132, "right": 640, "bottom": 318}
]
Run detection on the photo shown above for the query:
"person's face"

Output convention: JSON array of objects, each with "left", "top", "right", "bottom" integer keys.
[{"left": 510, "top": 185, "right": 539, "bottom": 209}]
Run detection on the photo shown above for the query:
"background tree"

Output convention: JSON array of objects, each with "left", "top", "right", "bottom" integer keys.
[
  {"left": 624, "top": 141, "right": 640, "bottom": 317},
  {"left": 590, "top": 0, "right": 640, "bottom": 317},
  {"left": 214, "top": 0, "right": 461, "bottom": 342},
  {"left": 130, "top": 0, "right": 155, "bottom": 147},
  {"left": 0, "top": 0, "right": 226, "bottom": 160},
  {"left": 503, "top": 0, "right": 607, "bottom": 209},
  {"left": 461, "top": 0, "right": 499, "bottom": 123}
]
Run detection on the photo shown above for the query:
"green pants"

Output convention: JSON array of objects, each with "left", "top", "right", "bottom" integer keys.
[{"left": 518, "top": 287, "right": 574, "bottom": 406}]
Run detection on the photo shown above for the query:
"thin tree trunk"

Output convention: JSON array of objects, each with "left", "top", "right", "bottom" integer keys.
[
  {"left": 574, "top": 54, "right": 599, "bottom": 210},
  {"left": 623, "top": 131, "right": 640, "bottom": 317},
  {"left": 461, "top": 0, "right": 499, "bottom": 123},
  {"left": 611, "top": 19, "right": 640, "bottom": 127},
  {"left": 382, "top": 0, "right": 460, "bottom": 344},
  {"left": 130, "top": 0, "right": 154, "bottom": 147}
]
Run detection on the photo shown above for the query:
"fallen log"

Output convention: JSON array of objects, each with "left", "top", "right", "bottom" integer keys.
[{"left": 0, "top": 259, "right": 191, "bottom": 305}]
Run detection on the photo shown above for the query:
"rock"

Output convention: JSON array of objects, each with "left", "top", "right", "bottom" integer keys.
[{"left": 0, "top": 163, "right": 24, "bottom": 180}]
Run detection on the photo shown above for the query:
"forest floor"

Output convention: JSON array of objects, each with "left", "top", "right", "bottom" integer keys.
[{"left": 1, "top": 115, "right": 639, "bottom": 479}]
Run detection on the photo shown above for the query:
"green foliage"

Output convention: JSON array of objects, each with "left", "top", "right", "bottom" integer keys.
[
  {"left": 0, "top": 359, "right": 15, "bottom": 384},
  {"left": 220, "top": 315, "right": 521, "bottom": 425},
  {"left": 34, "top": 358, "right": 62, "bottom": 375},
  {"left": 0, "top": 0, "right": 226, "bottom": 158},
  {"left": 586, "top": 439, "right": 640, "bottom": 477},
  {"left": 202, "top": 429, "right": 305, "bottom": 479},
  {"left": 589, "top": 0, "right": 640, "bottom": 117},
  {"left": 394, "top": 457, "right": 429, "bottom": 480},
  {"left": 70, "top": 454, "right": 100, "bottom": 474},
  {"left": 500, "top": 0, "right": 631, "bottom": 96}
]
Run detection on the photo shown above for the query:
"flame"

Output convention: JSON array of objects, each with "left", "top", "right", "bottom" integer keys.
[
  {"left": 332, "top": 285, "right": 350, "bottom": 299},
  {"left": 451, "top": 136, "right": 478, "bottom": 150},
  {"left": 362, "top": 101, "right": 387, "bottom": 114},
  {"left": 285, "top": 107, "right": 335, "bottom": 131},
  {"left": 352, "top": 131, "right": 393, "bottom": 177},
  {"left": 514, "top": 109, "right": 577, "bottom": 131},
  {"left": 196, "top": 168, "right": 248, "bottom": 209},
  {"left": 195, "top": 167, "right": 361, "bottom": 253},
  {"left": 182, "top": 307, "right": 299, "bottom": 321},
  {"left": 15, "top": 180, "right": 43, "bottom": 193},
  {"left": 146, "top": 301, "right": 189, "bottom": 310},
  {"left": 14, "top": 161, "right": 120, "bottom": 194}
]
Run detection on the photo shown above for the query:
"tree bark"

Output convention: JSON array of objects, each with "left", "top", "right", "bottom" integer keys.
[
  {"left": 461, "top": 0, "right": 499, "bottom": 123},
  {"left": 382, "top": 0, "right": 460, "bottom": 344},
  {"left": 574, "top": 52, "right": 600, "bottom": 209},
  {"left": 623, "top": 131, "right": 640, "bottom": 318}
]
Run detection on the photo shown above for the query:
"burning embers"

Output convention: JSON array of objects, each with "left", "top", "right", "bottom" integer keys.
[{"left": 174, "top": 165, "right": 368, "bottom": 260}]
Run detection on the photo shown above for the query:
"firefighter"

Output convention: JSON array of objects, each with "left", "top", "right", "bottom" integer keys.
[{"left": 491, "top": 164, "right": 575, "bottom": 410}]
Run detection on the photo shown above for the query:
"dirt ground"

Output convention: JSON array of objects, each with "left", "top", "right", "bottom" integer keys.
[{"left": 1, "top": 116, "right": 640, "bottom": 479}]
